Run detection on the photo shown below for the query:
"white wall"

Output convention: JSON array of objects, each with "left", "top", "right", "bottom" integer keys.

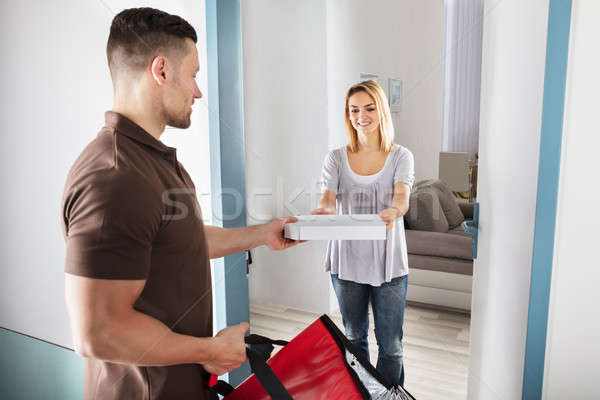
[
  {"left": 543, "top": 1, "right": 600, "bottom": 398},
  {"left": 242, "top": 0, "right": 333, "bottom": 313},
  {"left": 327, "top": 0, "right": 444, "bottom": 182},
  {"left": 468, "top": 0, "right": 549, "bottom": 398},
  {"left": 0, "top": 0, "right": 211, "bottom": 348}
]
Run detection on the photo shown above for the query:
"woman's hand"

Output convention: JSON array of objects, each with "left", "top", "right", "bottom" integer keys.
[
  {"left": 379, "top": 207, "right": 401, "bottom": 231},
  {"left": 310, "top": 207, "right": 336, "bottom": 215},
  {"left": 313, "top": 190, "right": 337, "bottom": 216}
]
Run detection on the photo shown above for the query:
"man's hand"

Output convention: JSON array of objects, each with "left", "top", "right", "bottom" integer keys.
[
  {"left": 261, "top": 217, "right": 303, "bottom": 250},
  {"left": 380, "top": 207, "right": 401, "bottom": 231},
  {"left": 203, "top": 322, "right": 250, "bottom": 376}
]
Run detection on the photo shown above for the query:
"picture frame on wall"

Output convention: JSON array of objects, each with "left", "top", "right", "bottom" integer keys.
[
  {"left": 388, "top": 78, "right": 403, "bottom": 112},
  {"left": 359, "top": 72, "right": 389, "bottom": 98}
]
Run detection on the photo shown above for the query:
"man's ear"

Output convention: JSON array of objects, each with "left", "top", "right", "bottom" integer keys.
[{"left": 150, "top": 56, "right": 167, "bottom": 85}]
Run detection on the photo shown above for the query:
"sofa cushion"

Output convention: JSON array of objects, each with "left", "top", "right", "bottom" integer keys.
[
  {"left": 405, "top": 229, "right": 473, "bottom": 260},
  {"left": 422, "top": 180, "right": 465, "bottom": 227},
  {"left": 414, "top": 179, "right": 465, "bottom": 227},
  {"left": 405, "top": 187, "right": 449, "bottom": 232},
  {"left": 408, "top": 254, "right": 473, "bottom": 275}
]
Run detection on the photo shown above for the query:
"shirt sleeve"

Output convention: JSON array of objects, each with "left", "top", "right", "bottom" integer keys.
[
  {"left": 394, "top": 148, "right": 415, "bottom": 188},
  {"left": 320, "top": 149, "right": 340, "bottom": 193},
  {"left": 63, "top": 169, "right": 163, "bottom": 280}
]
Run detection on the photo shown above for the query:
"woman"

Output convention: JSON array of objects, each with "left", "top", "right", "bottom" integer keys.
[{"left": 312, "top": 80, "right": 414, "bottom": 387}]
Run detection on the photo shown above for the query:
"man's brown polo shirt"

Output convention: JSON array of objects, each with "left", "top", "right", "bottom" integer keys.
[{"left": 62, "top": 111, "right": 212, "bottom": 399}]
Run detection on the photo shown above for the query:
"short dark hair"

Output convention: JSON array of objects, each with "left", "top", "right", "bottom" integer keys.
[{"left": 107, "top": 7, "right": 197, "bottom": 78}]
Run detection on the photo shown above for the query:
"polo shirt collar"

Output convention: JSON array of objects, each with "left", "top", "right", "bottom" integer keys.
[{"left": 105, "top": 111, "right": 173, "bottom": 154}]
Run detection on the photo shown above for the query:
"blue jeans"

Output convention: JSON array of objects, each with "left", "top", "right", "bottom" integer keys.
[{"left": 330, "top": 274, "right": 408, "bottom": 387}]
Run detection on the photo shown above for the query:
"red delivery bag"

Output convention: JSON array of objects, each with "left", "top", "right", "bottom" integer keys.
[{"left": 209, "top": 314, "right": 416, "bottom": 400}]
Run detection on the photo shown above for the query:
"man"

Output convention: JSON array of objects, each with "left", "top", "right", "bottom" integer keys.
[{"left": 62, "top": 8, "right": 299, "bottom": 399}]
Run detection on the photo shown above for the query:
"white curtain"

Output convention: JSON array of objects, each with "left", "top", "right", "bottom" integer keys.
[{"left": 441, "top": 0, "right": 485, "bottom": 160}]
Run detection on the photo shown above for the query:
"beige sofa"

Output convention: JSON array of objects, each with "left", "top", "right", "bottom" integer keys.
[{"left": 404, "top": 180, "right": 474, "bottom": 312}]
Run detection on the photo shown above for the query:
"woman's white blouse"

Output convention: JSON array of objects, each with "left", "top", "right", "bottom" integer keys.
[{"left": 321, "top": 144, "right": 415, "bottom": 286}]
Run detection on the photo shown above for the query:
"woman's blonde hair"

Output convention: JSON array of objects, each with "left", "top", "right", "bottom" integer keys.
[{"left": 345, "top": 80, "right": 395, "bottom": 153}]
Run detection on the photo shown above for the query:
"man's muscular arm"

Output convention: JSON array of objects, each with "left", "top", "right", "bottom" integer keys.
[
  {"left": 65, "top": 273, "right": 247, "bottom": 375},
  {"left": 204, "top": 217, "right": 301, "bottom": 259}
]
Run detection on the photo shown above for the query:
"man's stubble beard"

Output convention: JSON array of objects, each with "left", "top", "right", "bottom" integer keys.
[
  {"left": 165, "top": 109, "right": 192, "bottom": 129},
  {"left": 162, "top": 93, "right": 192, "bottom": 129},
  {"left": 164, "top": 75, "right": 193, "bottom": 130}
]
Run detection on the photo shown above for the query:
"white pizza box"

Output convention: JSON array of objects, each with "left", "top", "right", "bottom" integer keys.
[{"left": 284, "top": 214, "right": 387, "bottom": 241}]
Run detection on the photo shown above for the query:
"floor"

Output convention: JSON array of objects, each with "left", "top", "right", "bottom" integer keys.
[{"left": 249, "top": 300, "right": 470, "bottom": 400}]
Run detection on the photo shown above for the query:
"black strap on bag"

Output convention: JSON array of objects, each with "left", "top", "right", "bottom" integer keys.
[
  {"left": 208, "top": 334, "right": 292, "bottom": 400},
  {"left": 246, "top": 346, "right": 292, "bottom": 399},
  {"left": 245, "top": 334, "right": 289, "bottom": 347}
]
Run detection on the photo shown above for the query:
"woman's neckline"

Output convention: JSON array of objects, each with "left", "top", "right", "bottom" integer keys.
[{"left": 343, "top": 144, "right": 397, "bottom": 179}]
